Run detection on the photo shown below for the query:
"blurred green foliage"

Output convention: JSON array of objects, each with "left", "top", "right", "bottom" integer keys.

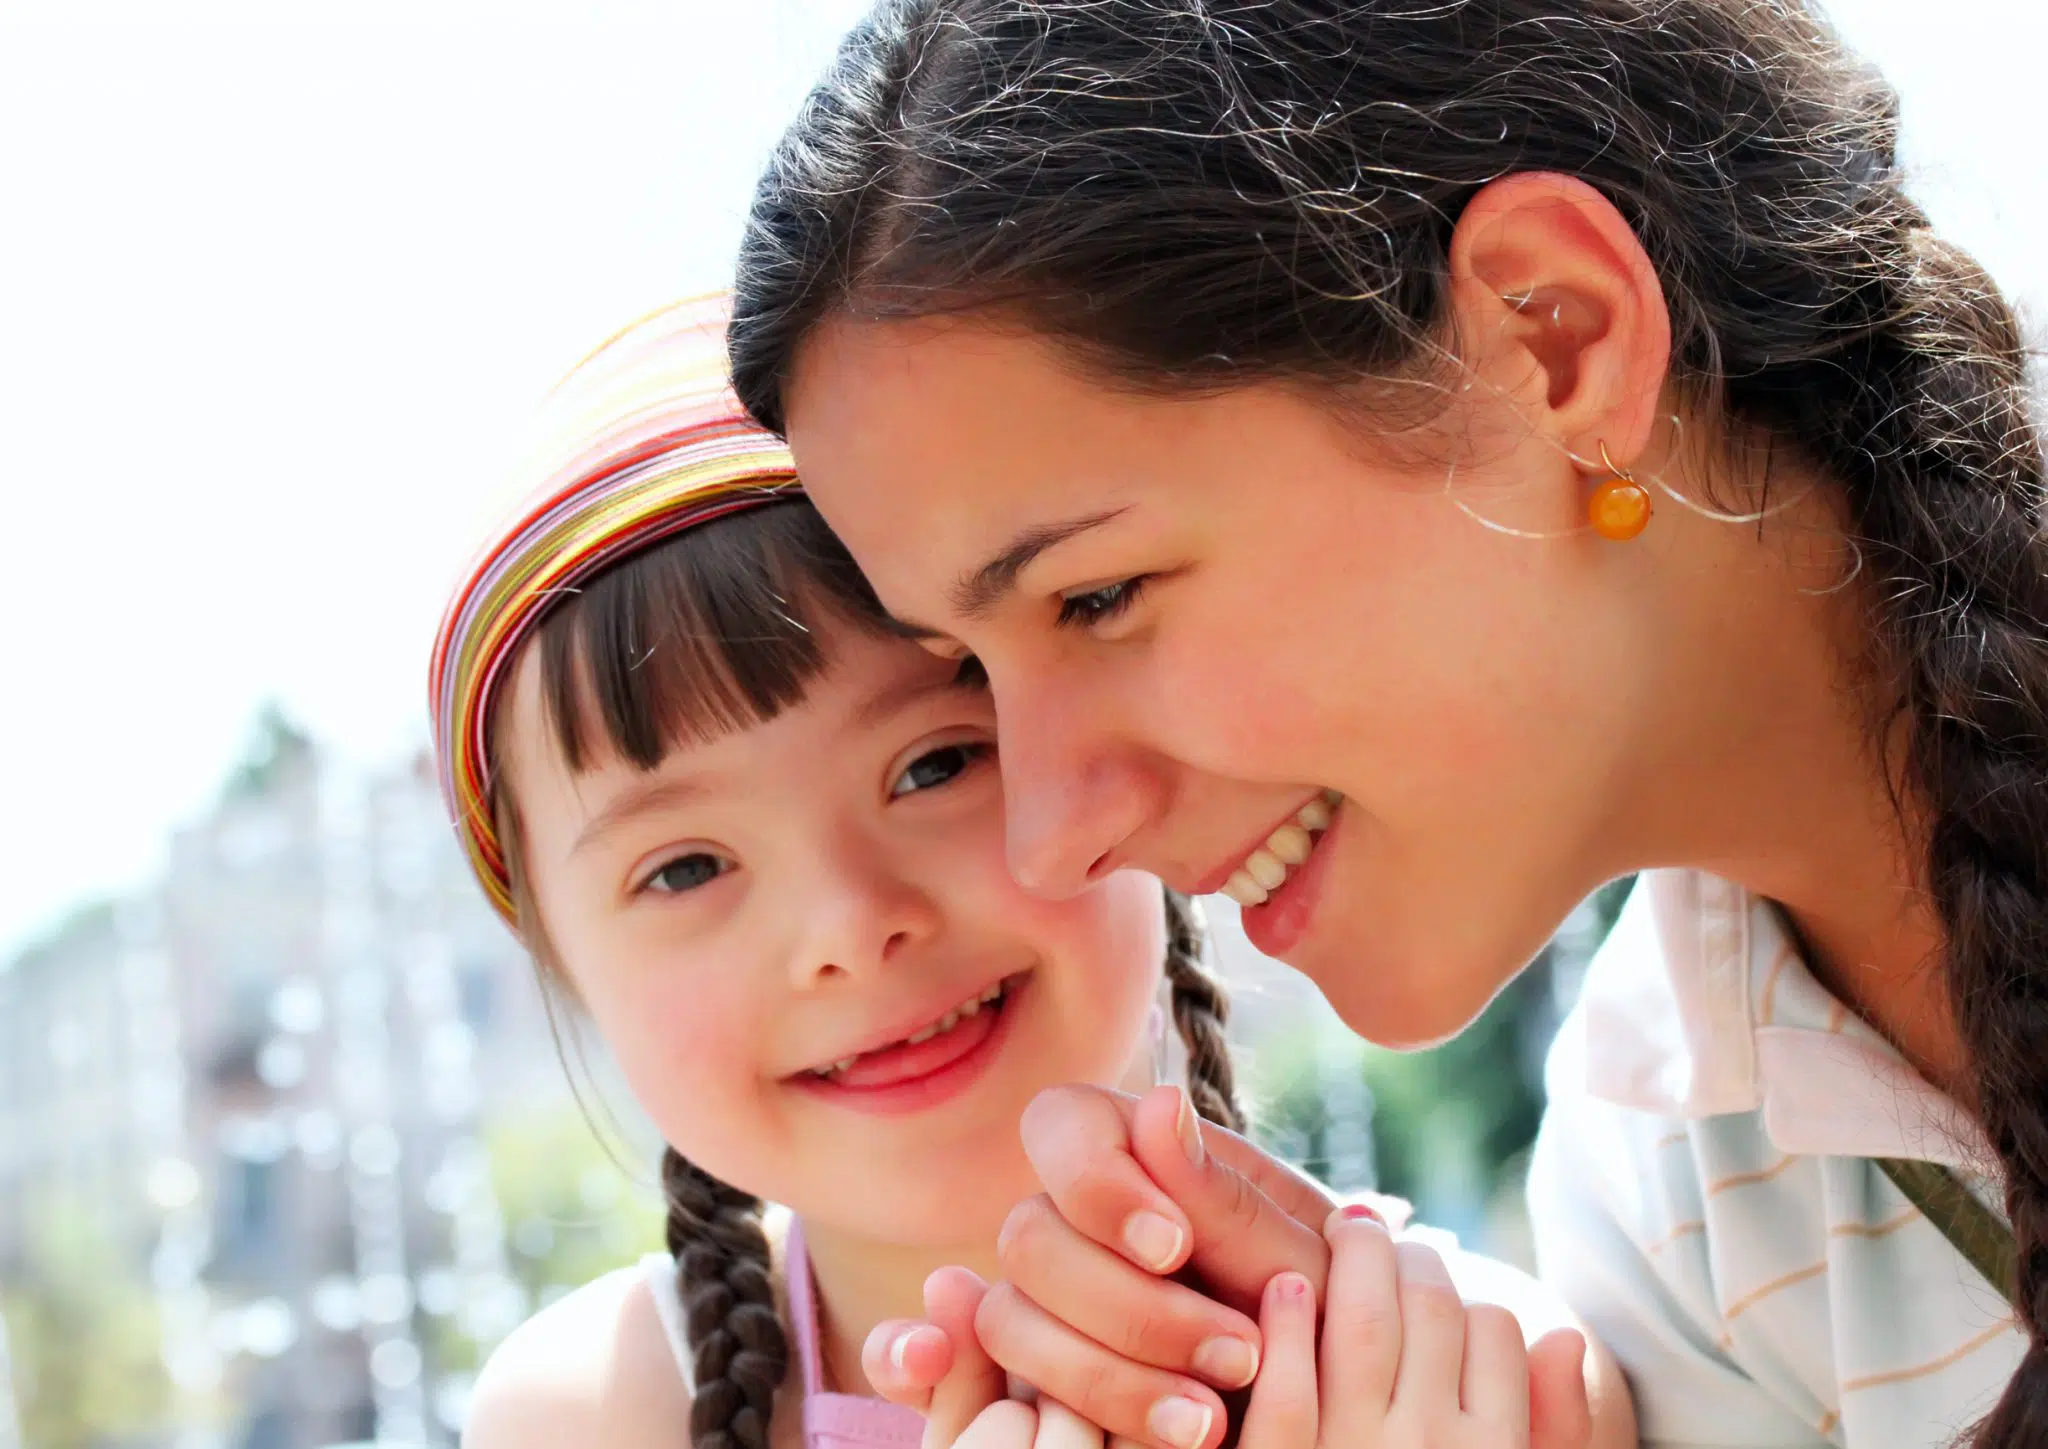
[{"left": 2, "top": 1194, "right": 175, "bottom": 1449}]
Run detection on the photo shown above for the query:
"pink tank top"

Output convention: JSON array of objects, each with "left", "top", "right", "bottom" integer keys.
[{"left": 643, "top": 1218, "right": 927, "bottom": 1449}]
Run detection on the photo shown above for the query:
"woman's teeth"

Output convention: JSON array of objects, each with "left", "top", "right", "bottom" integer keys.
[
  {"left": 1220, "top": 792, "right": 1340, "bottom": 908},
  {"left": 814, "top": 981, "right": 1007, "bottom": 1080}
]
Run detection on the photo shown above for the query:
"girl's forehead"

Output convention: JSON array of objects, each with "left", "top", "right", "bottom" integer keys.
[{"left": 499, "top": 612, "right": 971, "bottom": 786}]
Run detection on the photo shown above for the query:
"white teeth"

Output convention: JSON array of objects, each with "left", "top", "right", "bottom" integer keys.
[
  {"left": 1221, "top": 870, "right": 1270, "bottom": 907},
  {"left": 1217, "top": 794, "right": 1342, "bottom": 909},
  {"left": 1266, "top": 824, "right": 1313, "bottom": 866},
  {"left": 828, "top": 981, "right": 1005, "bottom": 1072},
  {"left": 1244, "top": 848, "right": 1287, "bottom": 891}
]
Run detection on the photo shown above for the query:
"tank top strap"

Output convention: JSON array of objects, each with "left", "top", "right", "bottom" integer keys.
[
  {"left": 785, "top": 1218, "right": 927, "bottom": 1449},
  {"left": 783, "top": 1216, "right": 829, "bottom": 1398}
]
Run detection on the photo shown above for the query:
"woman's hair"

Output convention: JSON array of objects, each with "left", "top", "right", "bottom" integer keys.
[
  {"left": 729, "top": 4, "right": 2048, "bottom": 1440},
  {"left": 488, "top": 499, "right": 1246, "bottom": 1449}
]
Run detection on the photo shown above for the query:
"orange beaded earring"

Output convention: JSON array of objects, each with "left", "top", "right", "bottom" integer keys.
[{"left": 1586, "top": 441, "right": 1652, "bottom": 541}]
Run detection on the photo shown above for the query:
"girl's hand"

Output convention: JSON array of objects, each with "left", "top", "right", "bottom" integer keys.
[
  {"left": 863, "top": 1267, "right": 1008, "bottom": 1449},
  {"left": 1235, "top": 1206, "right": 1595, "bottom": 1449}
]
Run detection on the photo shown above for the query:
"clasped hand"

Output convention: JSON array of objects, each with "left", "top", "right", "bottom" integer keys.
[{"left": 861, "top": 1085, "right": 1601, "bottom": 1449}]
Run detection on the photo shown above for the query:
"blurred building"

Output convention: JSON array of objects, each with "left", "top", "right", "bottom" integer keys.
[{"left": 0, "top": 714, "right": 567, "bottom": 1449}]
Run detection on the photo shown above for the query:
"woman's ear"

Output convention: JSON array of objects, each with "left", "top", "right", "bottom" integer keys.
[{"left": 1446, "top": 171, "right": 1673, "bottom": 470}]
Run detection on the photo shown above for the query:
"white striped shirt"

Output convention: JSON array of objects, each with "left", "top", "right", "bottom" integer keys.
[{"left": 1527, "top": 871, "right": 2023, "bottom": 1448}]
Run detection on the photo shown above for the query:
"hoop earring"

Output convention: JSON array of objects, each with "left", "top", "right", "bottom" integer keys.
[{"left": 1587, "top": 441, "right": 1652, "bottom": 541}]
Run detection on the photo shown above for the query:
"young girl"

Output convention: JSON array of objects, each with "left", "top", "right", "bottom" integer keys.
[
  {"left": 431, "top": 298, "right": 1614, "bottom": 1449},
  {"left": 728, "top": 3, "right": 2043, "bottom": 1447}
]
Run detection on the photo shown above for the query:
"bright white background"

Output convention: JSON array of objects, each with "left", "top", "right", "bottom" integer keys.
[{"left": 0, "top": 0, "right": 2041, "bottom": 954}]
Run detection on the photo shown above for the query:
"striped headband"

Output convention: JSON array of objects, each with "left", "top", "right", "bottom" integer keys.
[{"left": 428, "top": 294, "right": 801, "bottom": 920}]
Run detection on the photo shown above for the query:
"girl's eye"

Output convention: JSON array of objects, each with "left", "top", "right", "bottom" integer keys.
[
  {"left": 890, "top": 742, "right": 991, "bottom": 798},
  {"left": 1056, "top": 576, "right": 1148, "bottom": 630},
  {"left": 644, "top": 852, "right": 731, "bottom": 895}
]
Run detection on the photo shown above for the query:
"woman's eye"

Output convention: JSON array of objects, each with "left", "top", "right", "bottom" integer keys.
[
  {"left": 890, "top": 742, "right": 990, "bottom": 798},
  {"left": 644, "top": 852, "right": 731, "bottom": 895},
  {"left": 1056, "top": 576, "right": 1148, "bottom": 630}
]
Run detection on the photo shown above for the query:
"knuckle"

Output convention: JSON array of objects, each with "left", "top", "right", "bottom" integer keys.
[
  {"left": 1107, "top": 1300, "right": 1176, "bottom": 1362},
  {"left": 975, "top": 1282, "right": 1028, "bottom": 1356},
  {"left": 1067, "top": 1357, "right": 1122, "bottom": 1422},
  {"left": 1399, "top": 1278, "right": 1463, "bottom": 1331},
  {"left": 998, "top": 1197, "right": 1059, "bottom": 1275},
  {"left": 1218, "top": 1165, "right": 1262, "bottom": 1228}
]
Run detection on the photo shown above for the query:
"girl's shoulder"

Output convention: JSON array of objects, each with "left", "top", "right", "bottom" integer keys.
[{"left": 461, "top": 1258, "right": 698, "bottom": 1449}]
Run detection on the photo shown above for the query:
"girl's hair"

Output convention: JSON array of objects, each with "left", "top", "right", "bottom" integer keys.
[
  {"left": 729, "top": 4, "right": 2048, "bottom": 1441},
  {"left": 489, "top": 500, "right": 1246, "bottom": 1449}
]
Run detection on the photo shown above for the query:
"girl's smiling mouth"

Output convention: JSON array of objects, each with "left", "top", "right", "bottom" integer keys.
[{"left": 791, "top": 973, "right": 1029, "bottom": 1113}]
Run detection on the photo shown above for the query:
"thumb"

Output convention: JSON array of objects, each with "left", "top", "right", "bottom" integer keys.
[
  {"left": 1527, "top": 1327, "right": 1593, "bottom": 1449},
  {"left": 1127, "top": 1084, "right": 1336, "bottom": 1312}
]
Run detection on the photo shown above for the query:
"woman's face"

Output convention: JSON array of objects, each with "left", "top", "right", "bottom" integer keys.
[{"left": 786, "top": 317, "right": 1660, "bottom": 1046}]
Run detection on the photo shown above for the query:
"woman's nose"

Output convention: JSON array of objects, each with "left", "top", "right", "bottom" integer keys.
[{"left": 996, "top": 682, "right": 1158, "bottom": 898}]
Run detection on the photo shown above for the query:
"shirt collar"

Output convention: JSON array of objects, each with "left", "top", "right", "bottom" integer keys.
[{"left": 1578, "top": 870, "right": 1992, "bottom": 1174}]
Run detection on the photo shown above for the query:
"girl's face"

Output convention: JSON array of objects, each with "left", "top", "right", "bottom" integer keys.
[
  {"left": 498, "top": 616, "right": 1164, "bottom": 1248},
  {"left": 786, "top": 318, "right": 1663, "bottom": 1048}
]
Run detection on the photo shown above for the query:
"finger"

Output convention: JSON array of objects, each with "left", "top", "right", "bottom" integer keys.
[
  {"left": 1032, "top": 1399, "right": 1106, "bottom": 1449},
  {"left": 1315, "top": 1204, "right": 1400, "bottom": 1433},
  {"left": 998, "top": 1193, "right": 1263, "bottom": 1388},
  {"left": 1019, "top": 1086, "right": 1194, "bottom": 1274},
  {"left": 1236, "top": 1273, "right": 1318, "bottom": 1449},
  {"left": 1390, "top": 1241, "right": 1465, "bottom": 1411},
  {"left": 864, "top": 1319, "right": 951, "bottom": 1412},
  {"left": 924, "top": 1268, "right": 1007, "bottom": 1449},
  {"left": 1526, "top": 1328, "right": 1592, "bottom": 1449},
  {"left": 956, "top": 1401, "right": 1042, "bottom": 1449},
  {"left": 974, "top": 1281, "right": 1225, "bottom": 1449},
  {"left": 1459, "top": 1303, "right": 1530, "bottom": 1437},
  {"left": 1126, "top": 1085, "right": 1336, "bottom": 1312}
]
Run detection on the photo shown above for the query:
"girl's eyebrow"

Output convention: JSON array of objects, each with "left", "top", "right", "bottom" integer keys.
[
  {"left": 947, "top": 506, "right": 1132, "bottom": 620},
  {"left": 572, "top": 775, "right": 710, "bottom": 857}
]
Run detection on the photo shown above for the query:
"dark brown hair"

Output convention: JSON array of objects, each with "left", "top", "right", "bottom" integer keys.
[
  {"left": 489, "top": 499, "right": 1245, "bottom": 1449},
  {"left": 730, "top": 4, "right": 2048, "bottom": 1442}
]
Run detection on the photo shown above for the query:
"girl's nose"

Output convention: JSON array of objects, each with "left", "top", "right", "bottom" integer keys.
[{"left": 790, "top": 849, "right": 943, "bottom": 988}]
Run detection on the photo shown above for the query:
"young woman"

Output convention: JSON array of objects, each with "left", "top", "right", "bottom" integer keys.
[{"left": 725, "top": 2, "right": 2043, "bottom": 1446}]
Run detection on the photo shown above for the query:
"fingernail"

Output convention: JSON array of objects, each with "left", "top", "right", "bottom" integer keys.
[
  {"left": 1175, "top": 1086, "right": 1204, "bottom": 1166},
  {"left": 1146, "top": 1394, "right": 1213, "bottom": 1449},
  {"left": 1122, "top": 1210, "right": 1185, "bottom": 1271},
  {"left": 1396, "top": 1241, "right": 1452, "bottom": 1285},
  {"left": 1190, "top": 1334, "right": 1258, "bottom": 1388},
  {"left": 1324, "top": 1201, "right": 1389, "bottom": 1238},
  {"left": 888, "top": 1328, "right": 913, "bottom": 1371},
  {"left": 1273, "top": 1272, "right": 1309, "bottom": 1302}
]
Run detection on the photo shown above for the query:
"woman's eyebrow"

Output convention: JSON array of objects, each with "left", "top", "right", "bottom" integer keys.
[{"left": 947, "top": 506, "right": 1132, "bottom": 620}]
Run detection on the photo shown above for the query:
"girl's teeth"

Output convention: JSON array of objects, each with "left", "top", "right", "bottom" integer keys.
[
  {"left": 1244, "top": 848, "right": 1287, "bottom": 891},
  {"left": 835, "top": 981, "right": 1004, "bottom": 1068},
  {"left": 1296, "top": 798, "right": 1332, "bottom": 832},
  {"left": 1267, "top": 824, "right": 1313, "bottom": 866}
]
